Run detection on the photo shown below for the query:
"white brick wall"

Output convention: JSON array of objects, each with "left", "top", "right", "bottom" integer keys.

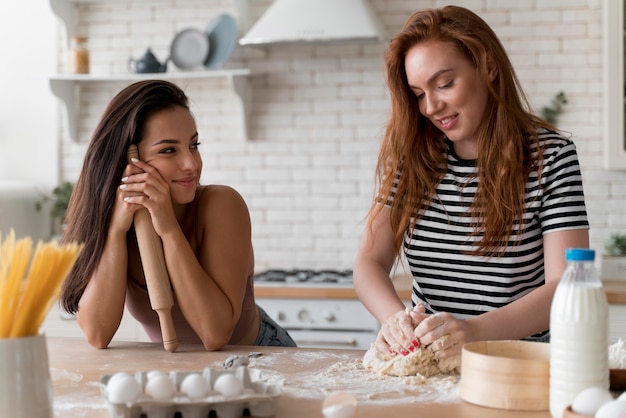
[{"left": 55, "top": 0, "right": 621, "bottom": 270}]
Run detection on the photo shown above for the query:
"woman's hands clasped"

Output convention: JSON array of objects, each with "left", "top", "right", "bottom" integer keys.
[
  {"left": 375, "top": 305, "right": 467, "bottom": 359},
  {"left": 114, "top": 159, "right": 177, "bottom": 237}
]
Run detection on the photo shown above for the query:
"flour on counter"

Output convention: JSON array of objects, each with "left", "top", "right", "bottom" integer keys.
[
  {"left": 610, "top": 338, "right": 626, "bottom": 369},
  {"left": 241, "top": 350, "right": 460, "bottom": 405},
  {"left": 51, "top": 375, "right": 107, "bottom": 417}
]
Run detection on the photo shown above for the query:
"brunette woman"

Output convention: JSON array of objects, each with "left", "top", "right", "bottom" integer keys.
[{"left": 60, "top": 80, "right": 296, "bottom": 350}]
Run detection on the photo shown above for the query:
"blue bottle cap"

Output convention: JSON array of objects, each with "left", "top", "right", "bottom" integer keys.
[{"left": 565, "top": 248, "right": 595, "bottom": 262}]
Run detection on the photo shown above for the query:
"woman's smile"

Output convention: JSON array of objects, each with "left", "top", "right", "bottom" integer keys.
[{"left": 437, "top": 114, "right": 459, "bottom": 130}]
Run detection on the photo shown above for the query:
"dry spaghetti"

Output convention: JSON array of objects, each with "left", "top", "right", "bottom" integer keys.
[{"left": 0, "top": 230, "right": 82, "bottom": 338}]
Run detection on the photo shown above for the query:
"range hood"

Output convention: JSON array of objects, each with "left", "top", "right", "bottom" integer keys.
[{"left": 239, "top": 0, "right": 385, "bottom": 46}]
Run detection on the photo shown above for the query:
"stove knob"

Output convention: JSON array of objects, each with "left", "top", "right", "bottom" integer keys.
[
  {"left": 275, "top": 311, "right": 286, "bottom": 322},
  {"left": 298, "top": 310, "right": 310, "bottom": 322},
  {"left": 324, "top": 312, "right": 336, "bottom": 322}
]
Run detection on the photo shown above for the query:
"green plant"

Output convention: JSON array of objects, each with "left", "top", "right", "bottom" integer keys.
[
  {"left": 540, "top": 91, "right": 568, "bottom": 125},
  {"left": 605, "top": 233, "right": 626, "bottom": 256},
  {"left": 35, "top": 181, "right": 75, "bottom": 226}
]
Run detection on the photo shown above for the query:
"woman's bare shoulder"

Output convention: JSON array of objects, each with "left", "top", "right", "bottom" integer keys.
[
  {"left": 195, "top": 185, "right": 250, "bottom": 222},
  {"left": 197, "top": 184, "right": 246, "bottom": 205}
]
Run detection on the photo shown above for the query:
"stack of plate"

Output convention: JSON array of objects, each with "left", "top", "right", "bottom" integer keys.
[
  {"left": 204, "top": 13, "right": 238, "bottom": 69},
  {"left": 169, "top": 13, "right": 238, "bottom": 71},
  {"left": 170, "top": 28, "right": 210, "bottom": 70}
]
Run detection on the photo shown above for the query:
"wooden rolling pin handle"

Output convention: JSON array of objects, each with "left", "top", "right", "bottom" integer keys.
[{"left": 127, "top": 145, "right": 178, "bottom": 353}]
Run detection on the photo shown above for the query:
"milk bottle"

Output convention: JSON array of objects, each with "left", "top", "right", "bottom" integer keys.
[{"left": 549, "top": 248, "right": 609, "bottom": 418}]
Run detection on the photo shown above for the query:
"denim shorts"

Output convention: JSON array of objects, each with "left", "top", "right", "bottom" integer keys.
[{"left": 254, "top": 306, "right": 297, "bottom": 347}]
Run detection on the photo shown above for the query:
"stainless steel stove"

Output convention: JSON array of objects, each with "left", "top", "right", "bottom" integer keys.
[
  {"left": 253, "top": 269, "right": 354, "bottom": 286},
  {"left": 253, "top": 269, "right": 379, "bottom": 350}
]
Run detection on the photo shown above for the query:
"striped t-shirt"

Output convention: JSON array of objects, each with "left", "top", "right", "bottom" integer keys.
[{"left": 393, "top": 130, "right": 589, "bottom": 341}]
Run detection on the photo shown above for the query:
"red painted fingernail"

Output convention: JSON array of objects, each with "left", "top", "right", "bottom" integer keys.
[
  {"left": 388, "top": 349, "right": 396, "bottom": 355},
  {"left": 412, "top": 339, "right": 420, "bottom": 348},
  {"left": 408, "top": 346, "right": 415, "bottom": 352},
  {"left": 400, "top": 349, "right": 409, "bottom": 356}
]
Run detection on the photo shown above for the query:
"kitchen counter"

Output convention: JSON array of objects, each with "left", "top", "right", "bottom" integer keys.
[
  {"left": 254, "top": 274, "right": 413, "bottom": 300},
  {"left": 255, "top": 277, "right": 626, "bottom": 304},
  {"left": 603, "top": 280, "right": 626, "bottom": 304},
  {"left": 48, "top": 337, "right": 551, "bottom": 418}
]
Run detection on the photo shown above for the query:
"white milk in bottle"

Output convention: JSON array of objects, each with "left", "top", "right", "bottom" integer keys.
[{"left": 549, "top": 248, "right": 609, "bottom": 418}]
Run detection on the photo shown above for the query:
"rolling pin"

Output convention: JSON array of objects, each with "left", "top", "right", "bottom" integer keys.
[{"left": 127, "top": 145, "right": 178, "bottom": 352}]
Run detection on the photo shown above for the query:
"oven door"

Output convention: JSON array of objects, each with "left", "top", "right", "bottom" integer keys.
[
  {"left": 256, "top": 298, "right": 379, "bottom": 350},
  {"left": 286, "top": 330, "right": 377, "bottom": 350}
]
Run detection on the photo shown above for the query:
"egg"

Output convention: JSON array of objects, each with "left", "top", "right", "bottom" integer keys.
[
  {"left": 107, "top": 372, "right": 132, "bottom": 387},
  {"left": 322, "top": 392, "right": 357, "bottom": 418},
  {"left": 596, "top": 399, "right": 626, "bottom": 418},
  {"left": 107, "top": 374, "right": 141, "bottom": 404},
  {"left": 213, "top": 373, "right": 244, "bottom": 397},
  {"left": 571, "top": 386, "right": 613, "bottom": 415},
  {"left": 146, "top": 370, "right": 167, "bottom": 380},
  {"left": 144, "top": 374, "right": 176, "bottom": 401},
  {"left": 180, "top": 373, "right": 210, "bottom": 399}
]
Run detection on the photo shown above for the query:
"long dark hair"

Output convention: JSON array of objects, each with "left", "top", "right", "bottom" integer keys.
[
  {"left": 60, "top": 80, "right": 189, "bottom": 313},
  {"left": 371, "top": 6, "right": 552, "bottom": 257}
]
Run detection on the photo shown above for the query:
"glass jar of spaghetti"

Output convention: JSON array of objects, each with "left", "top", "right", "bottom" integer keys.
[{"left": 68, "top": 36, "right": 89, "bottom": 74}]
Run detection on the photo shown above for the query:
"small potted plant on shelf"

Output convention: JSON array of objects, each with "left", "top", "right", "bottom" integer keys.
[
  {"left": 539, "top": 91, "right": 568, "bottom": 125},
  {"left": 35, "top": 181, "right": 75, "bottom": 239},
  {"left": 600, "top": 233, "right": 626, "bottom": 281}
]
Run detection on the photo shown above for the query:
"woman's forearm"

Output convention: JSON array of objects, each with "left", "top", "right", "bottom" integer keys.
[
  {"left": 159, "top": 226, "right": 239, "bottom": 350},
  {"left": 76, "top": 229, "right": 129, "bottom": 348},
  {"left": 465, "top": 280, "right": 558, "bottom": 343},
  {"left": 354, "top": 260, "right": 406, "bottom": 324}
]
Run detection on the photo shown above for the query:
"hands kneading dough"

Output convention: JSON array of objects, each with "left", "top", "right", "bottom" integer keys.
[
  {"left": 363, "top": 309, "right": 461, "bottom": 377},
  {"left": 362, "top": 336, "right": 460, "bottom": 377}
]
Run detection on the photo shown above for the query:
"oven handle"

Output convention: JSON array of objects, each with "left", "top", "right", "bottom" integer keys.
[{"left": 294, "top": 338, "right": 358, "bottom": 347}]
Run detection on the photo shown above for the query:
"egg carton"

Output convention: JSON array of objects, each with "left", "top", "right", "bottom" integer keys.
[{"left": 99, "top": 365, "right": 280, "bottom": 418}]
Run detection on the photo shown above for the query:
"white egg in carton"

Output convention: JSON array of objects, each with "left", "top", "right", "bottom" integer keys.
[{"left": 99, "top": 365, "right": 280, "bottom": 418}]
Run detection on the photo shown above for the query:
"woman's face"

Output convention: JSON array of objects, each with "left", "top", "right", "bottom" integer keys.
[
  {"left": 405, "top": 40, "right": 492, "bottom": 159},
  {"left": 137, "top": 105, "right": 202, "bottom": 205}
]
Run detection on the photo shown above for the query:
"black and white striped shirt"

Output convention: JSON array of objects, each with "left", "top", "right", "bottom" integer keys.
[{"left": 393, "top": 130, "right": 589, "bottom": 340}]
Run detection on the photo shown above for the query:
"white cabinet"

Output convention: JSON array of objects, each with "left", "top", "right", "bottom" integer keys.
[
  {"left": 603, "top": 0, "right": 626, "bottom": 169},
  {"left": 48, "top": 0, "right": 253, "bottom": 141}
]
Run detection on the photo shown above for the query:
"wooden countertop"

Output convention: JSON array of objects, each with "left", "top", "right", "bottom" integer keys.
[
  {"left": 604, "top": 280, "right": 626, "bottom": 304},
  {"left": 254, "top": 275, "right": 413, "bottom": 300},
  {"left": 47, "top": 337, "right": 551, "bottom": 418},
  {"left": 255, "top": 277, "right": 626, "bottom": 304}
]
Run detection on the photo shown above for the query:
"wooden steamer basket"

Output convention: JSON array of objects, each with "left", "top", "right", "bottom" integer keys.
[{"left": 460, "top": 340, "right": 550, "bottom": 411}]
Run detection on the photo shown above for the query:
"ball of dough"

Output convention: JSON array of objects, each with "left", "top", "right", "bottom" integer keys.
[
  {"left": 107, "top": 374, "right": 141, "bottom": 404},
  {"left": 362, "top": 338, "right": 460, "bottom": 377},
  {"left": 213, "top": 373, "right": 244, "bottom": 397},
  {"left": 180, "top": 373, "right": 210, "bottom": 399},
  {"left": 145, "top": 374, "right": 176, "bottom": 401}
]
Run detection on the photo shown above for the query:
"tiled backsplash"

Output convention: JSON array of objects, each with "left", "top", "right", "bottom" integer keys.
[{"left": 55, "top": 0, "right": 624, "bottom": 270}]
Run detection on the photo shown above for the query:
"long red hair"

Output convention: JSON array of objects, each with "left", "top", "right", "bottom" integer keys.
[{"left": 371, "top": 6, "right": 553, "bottom": 257}]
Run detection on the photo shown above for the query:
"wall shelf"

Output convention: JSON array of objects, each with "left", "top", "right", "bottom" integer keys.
[
  {"left": 49, "top": 69, "right": 253, "bottom": 142},
  {"left": 49, "top": 0, "right": 253, "bottom": 141}
]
